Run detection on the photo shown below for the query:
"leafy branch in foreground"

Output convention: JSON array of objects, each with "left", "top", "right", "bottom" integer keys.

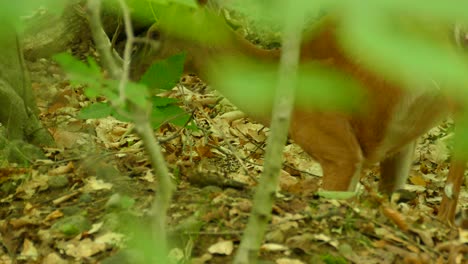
[
  {"left": 53, "top": 0, "right": 197, "bottom": 262},
  {"left": 54, "top": 52, "right": 194, "bottom": 130}
]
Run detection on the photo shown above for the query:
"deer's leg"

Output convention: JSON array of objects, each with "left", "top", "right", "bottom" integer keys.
[
  {"left": 379, "top": 142, "right": 415, "bottom": 194},
  {"left": 320, "top": 156, "right": 363, "bottom": 191},
  {"left": 438, "top": 120, "right": 467, "bottom": 223},
  {"left": 289, "top": 112, "right": 363, "bottom": 191},
  {"left": 438, "top": 159, "right": 466, "bottom": 223}
]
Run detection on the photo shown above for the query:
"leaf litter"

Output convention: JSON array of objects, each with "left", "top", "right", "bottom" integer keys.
[{"left": 0, "top": 56, "right": 466, "bottom": 264}]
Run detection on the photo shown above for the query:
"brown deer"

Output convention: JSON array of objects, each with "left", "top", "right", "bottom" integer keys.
[{"left": 135, "top": 2, "right": 466, "bottom": 224}]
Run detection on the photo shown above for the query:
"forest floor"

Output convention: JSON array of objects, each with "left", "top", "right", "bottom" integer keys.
[{"left": 0, "top": 55, "right": 467, "bottom": 264}]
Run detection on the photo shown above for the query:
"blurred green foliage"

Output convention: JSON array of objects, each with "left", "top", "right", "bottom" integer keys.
[
  {"left": 0, "top": 0, "right": 65, "bottom": 30},
  {"left": 139, "top": 53, "right": 186, "bottom": 91},
  {"left": 2, "top": 0, "right": 467, "bottom": 147},
  {"left": 210, "top": 56, "right": 365, "bottom": 117},
  {"left": 117, "top": 0, "right": 468, "bottom": 110}
]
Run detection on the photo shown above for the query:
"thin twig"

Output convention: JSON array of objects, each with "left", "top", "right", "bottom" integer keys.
[
  {"left": 234, "top": 2, "right": 305, "bottom": 263},
  {"left": 116, "top": 0, "right": 134, "bottom": 105},
  {"left": 86, "top": 0, "right": 122, "bottom": 78},
  {"left": 86, "top": 0, "right": 174, "bottom": 260}
]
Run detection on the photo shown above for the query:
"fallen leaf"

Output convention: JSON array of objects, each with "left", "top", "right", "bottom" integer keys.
[{"left": 208, "top": 240, "right": 234, "bottom": 255}]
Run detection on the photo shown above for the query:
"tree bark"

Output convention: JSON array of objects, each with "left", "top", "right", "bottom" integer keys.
[{"left": 0, "top": 20, "right": 54, "bottom": 146}]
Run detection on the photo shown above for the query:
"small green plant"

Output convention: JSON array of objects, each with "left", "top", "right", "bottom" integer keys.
[
  {"left": 321, "top": 254, "right": 348, "bottom": 264},
  {"left": 54, "top": 52, "right": 196, "bottom": 131}
]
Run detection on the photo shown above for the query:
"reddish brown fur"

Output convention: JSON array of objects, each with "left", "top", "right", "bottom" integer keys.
[{"left": 142, "top": 10, "right": 451, "bottom": 193}]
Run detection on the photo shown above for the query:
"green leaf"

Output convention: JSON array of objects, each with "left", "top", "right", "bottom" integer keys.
[
  {"left": 321, "top": 254, "right": 348, "bottom": 264},
  {"left": 151, "top": 101, "right": 190, "bottom": 129},
  {"left": 52, "top": 215, "right": 91, "bottom": 238},
  {"left": 87, "top": 56, "right": 102, "bottom": 75},
  {"left": 79, "top": 101, "right": 132, "bottom": 122},
  {"left": 120, "top": 196, "right": 136, "bottom": 209},
  {"left": 295, "top": 63, "right": 364, "bottom": 111},
  {"left": 78, "top": 102, "right": 113, "bottom": 119},
  {"left": 83, "top": 87, "right": 101, "bottom": 99},
  {"left": 111, "top": 108, "right": 132, "bottom": 123},
  {"left": 185, "top": 121, "right": 199, "bottom": 131},
  {"left": 153, "top": 96, "right": 178, "bottom": 107},
  {"left": 139, "top": 53, "right": 186, "bottom": 91},
  {"left": 101, "top": 79, "right": 121, "bottom": 101},
  {"left": 107, "top": 194, "right": 136, "bottom": 210},
  {"left": 53, "top": 53, "right": 103, "bottom": 89},
  {"left": 125, "top": 82, "right": 150, "bottom": 107}
]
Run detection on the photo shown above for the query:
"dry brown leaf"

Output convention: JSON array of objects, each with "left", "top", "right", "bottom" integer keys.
[
  {"left": 49, "top": 162, "right": 74, "bottom": 176},
  {"left": 196, "top": 144, "right": 215, "bottom": 158},
  {"left": 15, "top": 173, "right": 49, "bottom": 199},
  {"left": 18, "top": 239, "right": 38, "bottom": 262},
  {"left": 284, "top": 179, "right": 319, "bottom": 197},
  {"left": 62, "top": 238, "right": 106, "bottom": 258},
  {"left": 52, "top": 129, "right": 84, "bottom": 149},
  {"left": 276, "top": 258, "right": 305, "bottom": 264},
  {"left": 260, "top": 243, "right": 289, "bottom": 252},
  {"left": 44, "top": 210, "right": 64, "bottom": 222},
  {"left": 409, "top": 174, "right": 427, "bottom": 187},
  {"left": 42, "top": 253, "right": 67, "bottom": 264},
  {"left": 382, "top": 207, "right": 409, "bottom": 231},
  {"left": 95, "top": 118, "right": 130, "bottom": 148},
  {"left": 219, "top": 110, "right": 246, "bottom": 123},
  {"left": 278, "top": 170, "right": 298, "bottom": 189},
  {"left": 208, "top": 240, "right": 234, "bottom": 255}
]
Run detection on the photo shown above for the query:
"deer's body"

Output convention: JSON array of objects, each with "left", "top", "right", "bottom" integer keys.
[
  {"left": 147, "top": 15, "right": 452, "bottom": 193},
  {"left": 141, "top": 9, "right": 464, "bottom": 222}
]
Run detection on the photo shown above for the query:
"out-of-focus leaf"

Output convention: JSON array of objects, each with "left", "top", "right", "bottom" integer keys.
[
  {"left": 157, "top": 3, "right": 232, "bottom": 44},
  {"left": 111, "top": 108, "right": 132, "bottom": 122},
  {"left": 209, "top": 57, "right": 364, "bottom": 118},
  {"left": 185, "top": 121, "right": 198, "bottom": 131},
  {"left": 151, "top": 100, "right": 191, "bottom": 129},
  {"left": 453, "top": 114, "right": 468, "bottom": 157},
  {"left": 352, "top": 0, "right": 468, "bottom": 24},
  {"left": 102, "top": 80, "right": 121, "bottom": 101},
  {"left": 104, "top": 0, "right": 197, "bottom": 30},
  {"left": 0, "top": 0, "right": 66, "bottom": 29},
  {"left": 51, "top": 215, "right": 91, "bottom": 238},
  {"left": 78, "top": 102, "right": 113, "bottom": 119},
  {"left": 170, "top": 0, "right": 197, "bottom": 8},
  {"left": 295, "top": 63, "right": 364, "bottom": 111},
  {"left": 223, "top": 0, "right": 323, "bottom": 32},
  {"left": 153, "top": 96, "right": 178, "bottom": 107},
  {"left": 339, "top": 5, "right": 468, "bottom": 99},
  {"left": 139, "top": 53, "right": 186, "bottom": 91},
  {"left": 84, "top": 87, "right": 101, "bottom": 99},
  {"left": 54, "top": 53, "right": 103, "bottom": 89},
  {"left": 125, "top": 82, "right": 150, "bottom": 107}
]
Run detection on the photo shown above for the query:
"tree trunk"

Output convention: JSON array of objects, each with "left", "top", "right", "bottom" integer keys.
[{"left": 0, "top": 20, "right": 54, "bottom": 146}]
